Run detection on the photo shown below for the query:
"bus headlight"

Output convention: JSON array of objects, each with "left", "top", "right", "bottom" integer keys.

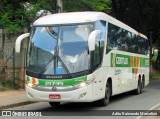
[
  {"left": 74, "top": 78, "right": 94, "bottom": 88},
  {"left": 26, "top": 77, "right": 39, "bottom": 88}
]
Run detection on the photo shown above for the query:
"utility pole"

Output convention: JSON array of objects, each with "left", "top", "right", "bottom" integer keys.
[
  {"left": 13, "top": 48, "right": 16, "bottom": 87},
  {"left": 57, "top": 0, "right": 63, "bottom": 13},
  {"left": 149, "top": 31, "right": 152, "bottom": 79}
]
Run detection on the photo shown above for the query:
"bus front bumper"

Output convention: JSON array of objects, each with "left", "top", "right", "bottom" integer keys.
[{"left": 26, "top": 84, "right": 93, "bottom": 102}]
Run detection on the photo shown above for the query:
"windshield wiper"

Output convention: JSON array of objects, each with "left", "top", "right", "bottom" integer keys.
[
  {"left": 38, "top": 54, "right": 72, "bottom": 78},
  {"left": 57, "top": 55, "right": 73, "bottom": 78}
]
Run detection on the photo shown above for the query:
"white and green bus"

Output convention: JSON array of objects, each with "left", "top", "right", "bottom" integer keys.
[{"left": 15, "top": 12, "right": 149, "bottom": 107}]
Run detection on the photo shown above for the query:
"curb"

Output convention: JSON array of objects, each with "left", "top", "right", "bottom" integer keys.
[{"left": 0, "top": 101, "right": 37, "bottom": 110}]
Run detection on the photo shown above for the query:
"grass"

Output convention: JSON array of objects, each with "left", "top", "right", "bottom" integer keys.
[
  {"left": 0, "top": 85, "right": 15, "bottom": 91},
  {"left": 151, "top": 55, "right": 160, "bottom": 79},
  {"left": 0, "top": 77, "right": 21, "bottom": 92},
  {"left": 151, "top": 55, "right": 157, "bottom": 62},
  {"left": 0, "top": 85, "right": 6, "bottom": 91},
  {"left": 151, "top": 71, "right": 160, "bottom": 79}
]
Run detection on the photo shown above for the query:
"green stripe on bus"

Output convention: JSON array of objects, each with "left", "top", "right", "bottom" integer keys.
[
  {"left": 27, "top": 76, "right": 30, "bottom": 82},
  {"left": 132, "top": 68, "right": 135, "bottom": 74},
  {"left": 140, "top": 57, "right": 149, "bottom": 67},
  {"left": 27, "top": 75, "right": 87, "bottom": 87},
  {"left": 111, "top": 53, "right": 149, "bottom": 67}
]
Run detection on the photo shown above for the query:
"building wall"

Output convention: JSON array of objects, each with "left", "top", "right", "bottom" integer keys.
[{"left": 0, "top": 29, "right": 28, "bottom": 88}]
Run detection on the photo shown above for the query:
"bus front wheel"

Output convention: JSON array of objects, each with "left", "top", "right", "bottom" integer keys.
[
  {"left": 49, "top": 102, "right": 60, "bottom": 107},
  {"left": 97, "top": 83, "right": 110, "bottom": 106}
]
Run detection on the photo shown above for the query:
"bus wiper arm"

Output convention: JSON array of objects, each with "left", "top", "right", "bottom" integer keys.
[{"left": 57, "top": 55, "right": 73, "bottom": 78}]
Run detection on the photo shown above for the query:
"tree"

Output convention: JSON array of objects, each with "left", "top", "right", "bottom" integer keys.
[
  {"left": 0, "top": 0, "right": 112, "bottom": 34},
  {"left": 111, "top": 0, "right": 160, "bottom": 46},
  {"left": 63, "top": 0, "right": 112, "bottom": 13},
  {"left": 0, "top": 0, "right": 56, "bottom": 35}
]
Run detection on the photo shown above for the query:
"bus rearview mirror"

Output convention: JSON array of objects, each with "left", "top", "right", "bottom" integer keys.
[
  {"left": 88, "top": 30, "right": 102, "bottom": 51},
  {"left": 15, "top": 33, "right": 30, "bottom": 53}
]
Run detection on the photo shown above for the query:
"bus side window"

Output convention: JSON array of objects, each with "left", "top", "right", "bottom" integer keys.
[
  {"left": 115, "top": 28, "right": 123, "bottom": 50},
  {"left": 131, "top": 34, "right": 138, "bottom": 53},
  {"left": 107, "top": 23, "right": 148, "bottom": 55},
  {"left": 144, "top": 39, "right": 149, "bottom": 55},
  {"left": 107, "top": 23, "right": 121, "bottom": 50},
  {"left": 126, "top": 32, "right": 132, "bottom": 52},
  {"left": 107, "top": 23, "right": 114, "bottom": 49},
  {"left": 141, "top": 38, "right": 145, "bottom": 55},
  {"left": 121, "top": 29, "right": 131, "bottom": 51},
  {"left": 137, "top": 37, "right": 145, "bottom": 54}
]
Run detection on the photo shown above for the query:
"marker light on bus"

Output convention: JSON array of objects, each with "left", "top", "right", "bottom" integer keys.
[
  {"left": 26, "top": 77, "right": 39, "bottom": 88},
  {"left": 80, "top": 82, "right": 86, "bottom": 87}
]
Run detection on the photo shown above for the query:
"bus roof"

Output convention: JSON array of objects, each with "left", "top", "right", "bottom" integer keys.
[{"left": 33, "top": 12, "right": 147, "bottom": 39}]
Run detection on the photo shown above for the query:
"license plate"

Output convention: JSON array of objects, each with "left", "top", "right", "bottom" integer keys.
[{"left": 49, "top": 94, "right": 61, "bottom": 99}]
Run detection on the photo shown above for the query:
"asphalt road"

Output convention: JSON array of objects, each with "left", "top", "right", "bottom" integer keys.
[{"left": 3, "top": 79, "right": 160, "bottom": 119}]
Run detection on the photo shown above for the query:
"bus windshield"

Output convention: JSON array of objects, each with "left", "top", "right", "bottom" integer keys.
[{"left": 27, "top": 24, "right": 93, "bottom": 75}]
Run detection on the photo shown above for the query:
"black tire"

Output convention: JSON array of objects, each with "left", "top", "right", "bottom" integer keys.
[
  {"left": 133, "top": 78, "right": 142, "bottom": 95},
  {"left": 49, "top": 102, "right": 60, "bottom": 107},
  {"left": 97, "top": 83, "right": 110, "bottom": 106},
  {"left": 142, "top": 76, "right": 145, "bottom": 89}
]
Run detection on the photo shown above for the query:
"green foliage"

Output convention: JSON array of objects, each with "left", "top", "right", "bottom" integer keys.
[
  {"left": 151, "top": 71, "right": 160, "bottom": 79},
  {"left": 111, "top": 0, "right": 160, "bottom": 46},
  {"left": 63, "top": 0, "right": 112, "bottom": 13},
  {"left": 0, "top": 0, "right": 111, "bottom": 34},
  {"left": 0, "top": 77, "right": 21, "bottom": 91},
  {"left": 5, "top": 80, "right": 16, "bottom": 89},
  {"left": 82, "top": 0, "right": 111, "bottom": 12},
  {"left": 0, "top": 0, "right": 55, "bottom": 34},
  {"left": 0, "top": 85, "right": 5, "bottom": 91},
  {"left": 151, "top": 55, "right": 157, "bottom": 62},
  {"left": 0, "top": 1, "right": 24, "bottom": 34}
]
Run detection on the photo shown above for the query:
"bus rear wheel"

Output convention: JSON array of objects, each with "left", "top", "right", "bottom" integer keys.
[
  {"left": 97, "top": 83, "right": 110, "bottom": 106},
  {"left": 49, "top": 102, "right": 60, "bottom": 107},
  {"left": 134, "top": 78, "right": 142, "bottom": 95},
  {"left": 142, "top": 76, "right": 145, "bottom": 89}
]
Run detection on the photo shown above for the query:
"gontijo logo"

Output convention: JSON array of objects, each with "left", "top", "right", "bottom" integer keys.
[
  {"left": 112, "top": 53, "right": 116, "bottom": 67},
  {"left": 111, "top": 53, "right": 130, "bottom": 67},
  {"left": 116, "top": 57, "right": 128, "bottom": 65}
]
